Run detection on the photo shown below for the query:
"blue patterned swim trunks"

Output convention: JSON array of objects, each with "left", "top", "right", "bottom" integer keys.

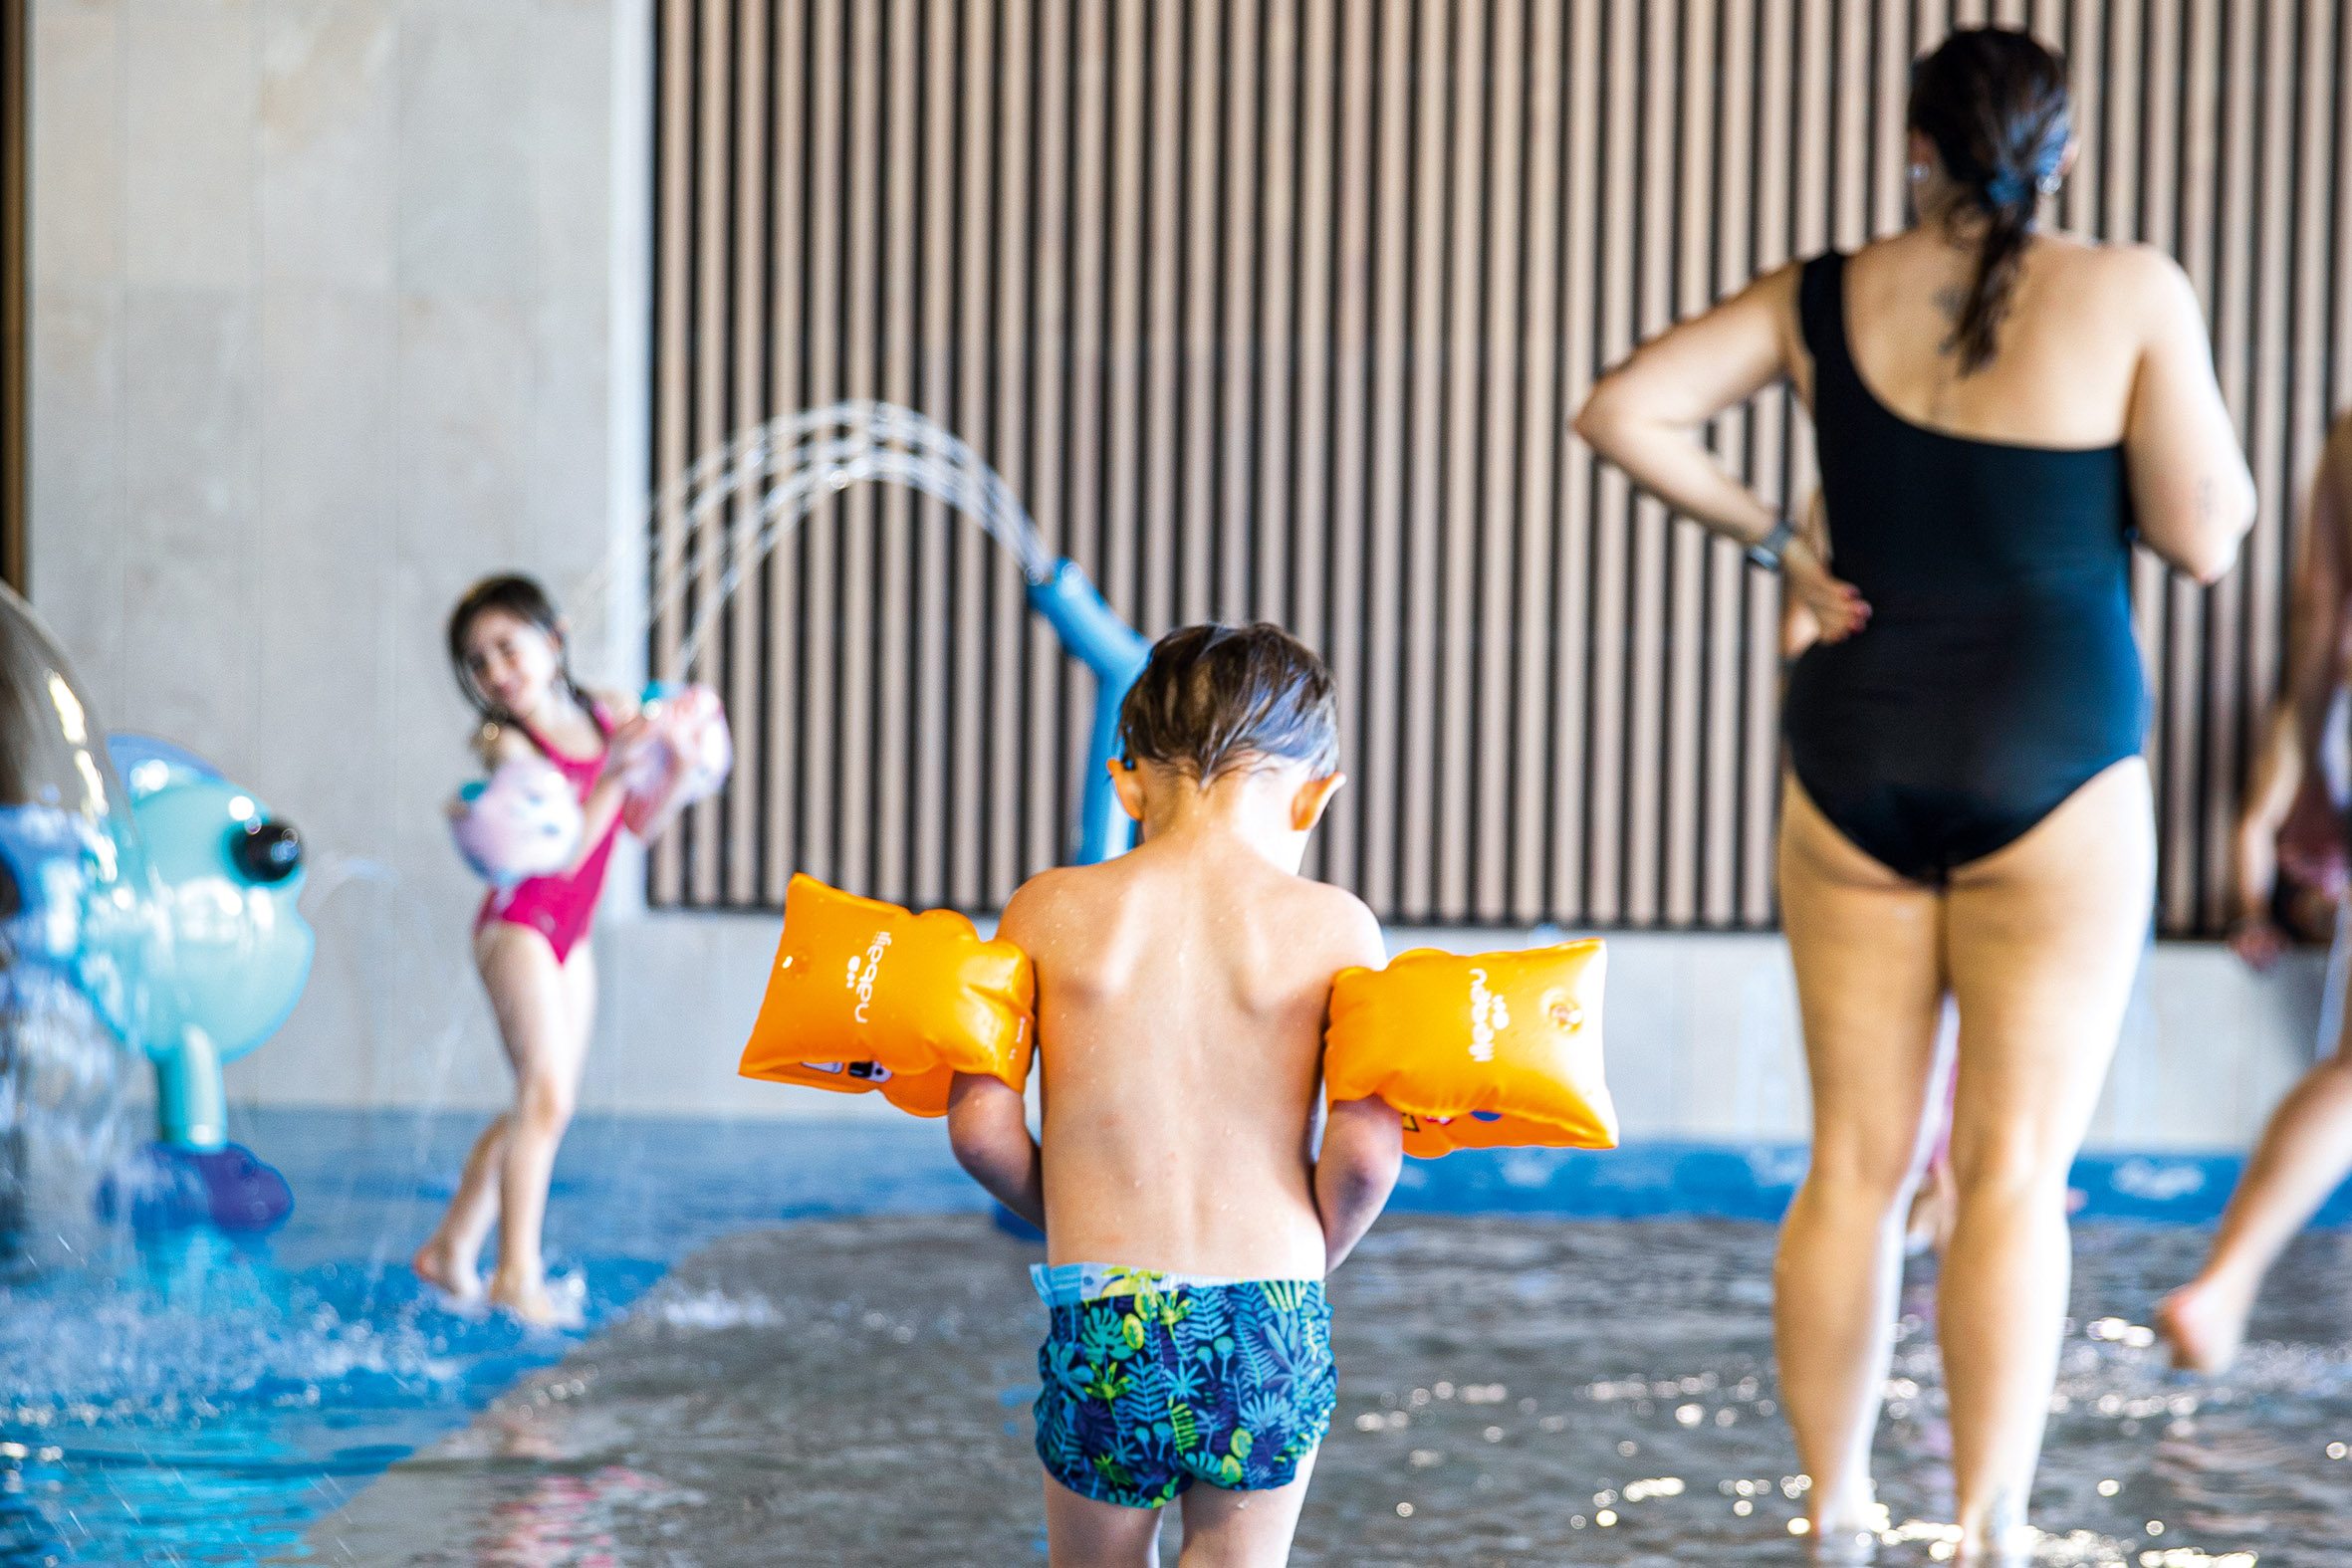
[{"left": 1032, "top": 1261, "right": 1337, "bottom": 1509}]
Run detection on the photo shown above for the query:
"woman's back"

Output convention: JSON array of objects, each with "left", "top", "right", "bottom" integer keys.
[
  {"left": 1799, "top": 240, "right": 2141, "bottom": 601},
  {"left": 1826, "top": 229, "right": 2143, "bottom": 448}
]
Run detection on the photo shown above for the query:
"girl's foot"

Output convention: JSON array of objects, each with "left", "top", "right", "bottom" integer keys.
[
  {"left": 412, "top": 1235, "right": 482, "bottom": 1300},
  {"left": 490, "top": 1265, "right": 582, "bottom": 1328},
  {"left": 2155, "top": 1274, "right": 2255, "bottom": 1374}
]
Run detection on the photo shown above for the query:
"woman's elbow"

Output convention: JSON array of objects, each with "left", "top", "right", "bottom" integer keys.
[
  {"left": 2192, "top": 486, "right": 2259, "bottom": 582},
  {"left": 2179, "top": 546, "right": 2240, "bottom": 588},
  {"left": 2165, "top": 472, "right": 2257, "bottom": 585},
  {"left": 1572, "top": 378, "right": 1628, "bottom": 454}
]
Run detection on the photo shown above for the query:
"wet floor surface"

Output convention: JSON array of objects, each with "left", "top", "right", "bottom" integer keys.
[{"left": 290, "top": 1215, "right": 2352, "bottom": 1567}]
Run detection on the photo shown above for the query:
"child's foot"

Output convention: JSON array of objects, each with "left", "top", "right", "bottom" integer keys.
[
  {"left": 2155, "top": 1273, "right": 2254, "bottom": 1374},
  {"left": 489, "top": 1265, "right": 583, "bottom": 1329},
  {"left": 411, "top": 1235, "right": 481, "bottom": 1300}
]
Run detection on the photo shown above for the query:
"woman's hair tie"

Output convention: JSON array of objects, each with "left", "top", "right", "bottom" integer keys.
[{"left": 1985, "top": 168, "right": 2028, "bottom": 207}]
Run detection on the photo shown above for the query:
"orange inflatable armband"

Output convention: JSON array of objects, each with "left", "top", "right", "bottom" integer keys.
[
  {"left": 1323, "top": 942, "right": 1615, "bottom": 1158},
  {"left": 738, "top": 873, "right": 1036, "bottom": 1118}
]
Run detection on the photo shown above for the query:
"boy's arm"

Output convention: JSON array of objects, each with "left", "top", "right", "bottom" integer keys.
[
  {"left": 946, "top": 1072, "right": 1044, "bottom": 1230},
  {"left": 1316, "top": 1095, "right": 1403, "bottom": 1274},
  {"left": 1313, "top": 896, "right": 1402, "bottom": 1274},
  {"left": 943, "top": 876, "right": 1054, "bottom": 1231}
]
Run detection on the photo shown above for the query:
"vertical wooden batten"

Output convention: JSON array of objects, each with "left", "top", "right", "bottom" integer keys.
[{"left": 647, "top": 0, "right": 2344, "bottom": 939}]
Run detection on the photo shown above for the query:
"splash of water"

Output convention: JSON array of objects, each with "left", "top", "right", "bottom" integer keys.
[
  {"left": 0, "top": 585, "right": 154, "bottom": 1276},
  {"left": 575, "top": 401, "right": 1058, "bottom": 689}
]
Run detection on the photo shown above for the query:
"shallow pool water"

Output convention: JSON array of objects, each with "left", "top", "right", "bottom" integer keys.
[
  {"left": 298, "top": 1215, "right": 2352, "bottom": 1568},
  {"left": 6, "top": 1114, "right": 2352, "bottom": 1566},
  {"left": 0, "top": 1112, "right": 985, "bottom": 1567}
]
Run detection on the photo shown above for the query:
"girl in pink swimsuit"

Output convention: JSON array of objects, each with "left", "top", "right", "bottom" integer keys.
[
  {"left": 471, "top": 703, "right": 623, "bottom": 965},
  {"left": 415, "top": 574, "right": 647, "bottom": 1325}
]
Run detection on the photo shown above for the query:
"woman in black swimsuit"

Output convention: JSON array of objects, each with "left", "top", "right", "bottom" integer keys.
[{"left": 1578, "top": 30, "right": 2251, "bottom": 1563}]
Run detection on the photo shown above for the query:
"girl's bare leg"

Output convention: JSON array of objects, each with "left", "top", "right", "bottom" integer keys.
[
  {"left": 412, "top": 1111, "right": 510, "bottom": 1296},
  {"left": 1940, "top": 761, "right": 2154, "bottom": 1563},
  {"left": 2157, "top": 1026, "right": 2352, "bottom": 1373},
  {"left": 1773, "top": 780, "right": 1950, "bottom": 1555},
  {"left": 477, "top": 927, "right": 594, "bottom": 1324}
]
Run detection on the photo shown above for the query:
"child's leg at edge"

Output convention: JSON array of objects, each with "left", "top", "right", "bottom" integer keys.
[
  {"left": 2160, "top": 1029, "right": 2352, "bottom": 1372},
  {"left": 479, "top": 925, "right": 594, "bottom": 1320}
]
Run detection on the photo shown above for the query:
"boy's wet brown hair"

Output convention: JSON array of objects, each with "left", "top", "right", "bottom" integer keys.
[{"left": 1117, "top": 623, "right": 1339, "bottom": 783}]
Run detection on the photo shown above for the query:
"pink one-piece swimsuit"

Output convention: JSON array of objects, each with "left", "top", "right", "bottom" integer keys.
[{"left": 473, "top": 704, "right": 621, "bottom": 965}]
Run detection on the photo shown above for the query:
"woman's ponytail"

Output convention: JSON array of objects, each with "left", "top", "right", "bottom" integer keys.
[{"left": 1909, "top": 29, "right": 2071, "bottom": 375}]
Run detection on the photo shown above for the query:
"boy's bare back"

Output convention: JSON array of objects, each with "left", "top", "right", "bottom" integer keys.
[{"left": 999, "top": 820, "right": 1382, "bottom": 1281}]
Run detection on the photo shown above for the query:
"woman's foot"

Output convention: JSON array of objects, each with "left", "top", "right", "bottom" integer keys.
[
  {"left": 1953, "top": 1520, "right": 2034, "bottom": 1567},
  {"left": 411, "top": 1234, "right": 482, "bottom": 1300},
  {"left": 1806, "top": 1526, "right": 1878, "bottom": 1564},
  {"left": 1807, "top": 1490, "right": 1887, "bottom": 1562},
  {"left": 2154, "top": 1273, "right": 2256, "bottom": 1374}
]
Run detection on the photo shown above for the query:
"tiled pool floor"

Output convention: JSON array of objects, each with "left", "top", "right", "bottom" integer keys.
[
  {"left": 7, "top": 1111, "right": 2350, "bottom": 1566},
  {"left": 295, "top": 1213, "right": 2352, "bottom": 1568}
]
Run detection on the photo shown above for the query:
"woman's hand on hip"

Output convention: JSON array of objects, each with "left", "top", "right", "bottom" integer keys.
[{"left": 1784, "top": 539, "right": 1870, "bottom": 642}]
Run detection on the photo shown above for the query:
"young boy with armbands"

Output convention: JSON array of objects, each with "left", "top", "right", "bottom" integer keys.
[{"left": 946, "top": 623, "right": 1405, "bottom": 1567}]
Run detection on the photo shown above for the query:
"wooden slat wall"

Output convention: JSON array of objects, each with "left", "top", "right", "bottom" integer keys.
[{"left": 648, "top": 0, "right": 2349, "bottom": 936}]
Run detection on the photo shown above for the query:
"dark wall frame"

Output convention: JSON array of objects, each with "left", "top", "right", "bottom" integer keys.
[{"left": 1, "top": 0, "right": 24, "bottom": 596}]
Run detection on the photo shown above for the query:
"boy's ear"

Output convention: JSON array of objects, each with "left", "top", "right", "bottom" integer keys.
[
  {"left": 1292, "top": 772, "right": 1346, "bottom": 832},
  {"left": 1109, "top": 758, "right": 1147, "bottom": 822}
]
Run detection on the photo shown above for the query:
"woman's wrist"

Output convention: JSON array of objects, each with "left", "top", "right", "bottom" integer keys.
[{"left": 1744, "top": 514, "right": 1798, "bottom": 569}]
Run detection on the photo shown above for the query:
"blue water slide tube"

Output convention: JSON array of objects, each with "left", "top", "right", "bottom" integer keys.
[{"left": 1026, "top": 561, "right": 1152, "bottom": 865}]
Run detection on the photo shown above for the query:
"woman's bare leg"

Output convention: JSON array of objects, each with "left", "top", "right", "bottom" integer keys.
[
  {"left": 476, "top": 926, "right": 593, "bottom": 1324},
  {"left": 1940, "top": 761, "right": 2154, "bottom": 1563},
  {"left": 1774, "top": 780, "right": 1950, "bottom": 1554},
  {"left": 2157, "top": 1008, "right": 2352, "bottom": 1373}
]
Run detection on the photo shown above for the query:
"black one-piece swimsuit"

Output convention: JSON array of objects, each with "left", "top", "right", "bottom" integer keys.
[{"left": 1782, "top": 252, "right": 2149, "bottom": 885}]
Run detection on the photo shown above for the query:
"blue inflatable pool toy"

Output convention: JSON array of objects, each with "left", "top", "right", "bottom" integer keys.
[
  {"left": 109, "top": 734, "right": 314, "bottom": 1155},
  {"left": 0, "top": 583, "right": 312, "bottom": 1253},
  {"left": 1026, "top": 560, "right": 1152, "bottom": 865}
]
